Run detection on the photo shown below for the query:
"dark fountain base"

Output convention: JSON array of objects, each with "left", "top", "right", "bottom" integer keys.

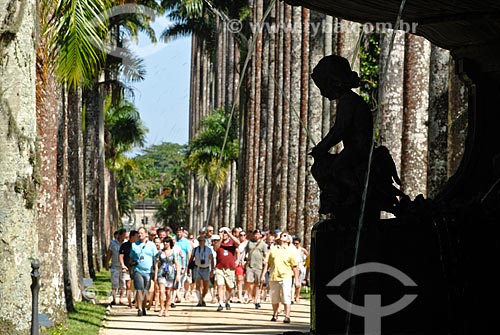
[{"left": 310, "top": 217, "right": 448, "bottom": 335}]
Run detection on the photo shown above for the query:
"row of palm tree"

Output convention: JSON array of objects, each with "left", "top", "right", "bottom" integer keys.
[
  {"left": 184, "top": 1, "right": 469, "bottom": 247},
  {"left": 0, "top": 0, "right": 229, "bottom": 329}
]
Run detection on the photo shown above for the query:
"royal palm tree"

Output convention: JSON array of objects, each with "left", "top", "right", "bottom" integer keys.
[
  {"left": 186, "top": 108, "right": 239, "bottom": 188},
  {"left": 0, "top": 1, "right": 38, "bottom": 331}
]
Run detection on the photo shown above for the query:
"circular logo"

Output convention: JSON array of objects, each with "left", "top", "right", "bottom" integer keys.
[{"left": 227, "top": 19, "right": 243, "bottom": 34}]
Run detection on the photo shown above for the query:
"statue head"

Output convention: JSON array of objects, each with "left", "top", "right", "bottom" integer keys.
[{"left": 311, "top": 55, "right": 360, "bottom": 100}]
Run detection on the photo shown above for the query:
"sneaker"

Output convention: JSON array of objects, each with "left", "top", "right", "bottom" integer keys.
[
  {"left": 217, "top": 305, "right": 224, "bottom": 312},
  {"left": 201, "top": 300, "right": 206, "bottom": 307},
  {"left": 283, "top": 317, "right": 291, "bottom": 324},
  {"left": 270, "top": 316, "right": 277, "bottom": 322},
  {"left": 225, "top": 302, "right": 231, "bottom": 310},
  {"left": 137, "top": 309, "right": 142, "bottom": 316},
  {"left": 255, "top": 303, "right": 261, "bottom": 309},
  {"left": 142, "top": 309, "right": 147, "bottom": 316},
  {"left": 196, "top": 302, "right": 203, "bottom": 307},
  {"left": 170, "top": 303, "right": 176, "bottom": 308}
]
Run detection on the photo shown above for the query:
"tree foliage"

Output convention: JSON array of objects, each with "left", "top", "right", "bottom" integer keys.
[
  {"left": 360, "top": 33, "right": 380, "bottom": 111},
  {"left": 185, "top": 107, "right": 239, "bottom": 188},
  {"left": 133, "top": 143, "right": 189, "bottom": 227}
]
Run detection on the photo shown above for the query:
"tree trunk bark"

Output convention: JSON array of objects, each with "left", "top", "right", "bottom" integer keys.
[
  {"left": 280, "top": 3, "right": 292, "bottom": 231},
  {"left": 36, "top": 23, "right": 66, "bottom": 321},
  {"left": 263, "top": 2, "right": 276, "bottom": 229},
  {"left": 378, "top": 30, "right": 405, "bottom": 179},
  {"left": 66, "top": 86, "right": 84, "bottom": 302},
  {"left": 83, "top": 84, "right": 99, "bottom": 279},
  {"left": 287, "top": 6, "right": 302, "bottom": 235},
  {"left": 305, "top": 10, "right": 325, "bottom": 248},
  {"left": 296, "top": 8, "right": 309, "bottom": 240},
  {"left": 448, "top": 58, "right": 468, "bottom": 177},
  {"left": 401, "top": 35, "right": 431, "bottom": 198},
  {"left": 321, "top": 16, "right": 333, "bottom": 137},
  {"left": 252, "top": 0, "right": 264, "bottom": 230},
  {"left": 0, "top": 1, "right": 38, "bottom": 331},
  {"left": 270, "top": 0, "right": 284, "bottom": 228},
  {"left": 427, "top": 46, "right": 450, "bottom": 198}
]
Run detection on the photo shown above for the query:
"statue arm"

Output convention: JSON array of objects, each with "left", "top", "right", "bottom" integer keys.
[{"left": 314, "top": 106, "right": 350, "bottom": 153}]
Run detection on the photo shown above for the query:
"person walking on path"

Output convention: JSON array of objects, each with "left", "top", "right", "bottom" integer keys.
[
  {"left": 119, "top": 230, "right": 139, "bottom": 307},
  {"left": 189, "top": 235, "right": 214, "bottom": 306},
  {"left": 235, "top": 228, "right": 248, "bottom": 303},
  {"left": 172, "top": 227, "right": 192, "bottom": 304},
  {"left": 292, "top": 237, "right": 309, "bottom": 303},
  {"left": 213, "top": 226, "right": 240, "bottom": 311},
  {"left": 105, "top": 228, "right": 127, "bottom": 305},
  {"left": 261, "top": 232, "right": 299, "bottom": 324},
  {"left": 155, "top": 236, "right": 180, "bottom": 317},
  {"left": 243, "top": 229, "right": 268, "bottom": 309},
  {"left": 130, "top": 227, "right": 157, "bottom": 316}
]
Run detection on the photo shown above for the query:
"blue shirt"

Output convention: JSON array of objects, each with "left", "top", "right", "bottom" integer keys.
[
  {"left": 176, "top": 237, "right": 192, "bottom": 267},
  {"left": 130, "top": 240, "right": 157, "bottom": 274}
]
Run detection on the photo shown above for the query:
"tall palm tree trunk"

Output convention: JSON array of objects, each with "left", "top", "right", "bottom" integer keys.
[
  {"left": 378, "top": 30, "right": 405, "bottom": 179},
  {"left": 427, "top": 46, "right": 450, "bottom": 198},
  {"left": 263, "top": 1, "right": 276, "bottom": 228},
  {"left": 0, "top": 1, "right": 38, "bottom": 331},
  {"left": 66, "top": 85, "right": 85, "bottom": 300},
  {"left": 36, "top": 26, "right": 66, "bottom": 321},
  {"left": 253, "top": 0, "right": 264, "bottom": 229},
  {"left": 287, "top": 6, "right": 302, "bottom": 235},
  {"left": 83, "top": 84, "right": 99, "bottom": 279},
  {"left": 305, "top": 10, "right": 325, "bottom": 247},
  {"left": 271, "top": 0, "right": 284, "bottom": 227},
  {"left": 321, "top": 16, "right": 334, "bottom": 136},
  {"left": 448, "top": 58, "right": 468, "bottom": 177},
  {"left": 401, "top": 35, "right": 431, "bottom": 198},
  {"left": 296, "top": 8, "right": 309, "bottom": 239},
  {"left": 280, "top": 3, "right": 292, "bottom": 231}
]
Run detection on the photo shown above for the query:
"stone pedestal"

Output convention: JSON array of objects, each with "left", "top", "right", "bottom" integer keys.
[{"left": 310, "top": 218, "right": 449, "bottom": 334}]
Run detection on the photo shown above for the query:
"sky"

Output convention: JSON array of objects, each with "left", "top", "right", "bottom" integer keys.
[{"left": 129, "top": 16, "right": 192, "bottom": 149}]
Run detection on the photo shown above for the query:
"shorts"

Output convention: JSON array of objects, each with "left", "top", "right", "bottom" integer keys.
[
  {"left": 158, "top": 276, "right": 175, "bottom": 288},
  {"left": 269, "top": 277, "right": 293, "bottom": 305},
  {"left": 178, "top": 272, "right": 190, "bottom": 287},
  {"left": 110, "top": 267, "right": 121, "bottom": 289},
  {"left": 193, "top": 267, "right": 211, "bottom": 281},
  {"left": 214, "top": 268, "right": 235, "bottom": 289},
  {"left": 235, "top": 265, "right": 245, "bottom": 277},
  {"left": 245, "top": 267, "right": 262, "bottom": 284},
  {"left": 133, "top": 271, "right": 151, "bottom": 291},
  {"left": 120, "top": 270, "right": 131, "bottom": 289},
  {"left": 121, "top": 270, "right": 131, "bottom": 281}
]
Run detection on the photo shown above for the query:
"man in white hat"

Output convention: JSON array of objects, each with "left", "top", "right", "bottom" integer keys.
[{"left": 261, "top": 231, "right": 299, "bottom": 324}]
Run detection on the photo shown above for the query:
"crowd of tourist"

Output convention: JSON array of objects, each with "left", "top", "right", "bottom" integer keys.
[{"left": 104, "top": 224, "right": 309, "bottom": 323}]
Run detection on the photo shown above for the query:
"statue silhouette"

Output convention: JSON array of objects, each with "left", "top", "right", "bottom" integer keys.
[{"left": 309, "top": 55, "right": 405, "bottom": 217}]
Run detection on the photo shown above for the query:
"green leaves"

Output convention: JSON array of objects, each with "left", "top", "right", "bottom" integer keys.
[
  {"left": 48, "top": 0, "right": 109, "bottom": 87},
  {"left": 185, "top": 107, "right": 239, "bottom": 188}
]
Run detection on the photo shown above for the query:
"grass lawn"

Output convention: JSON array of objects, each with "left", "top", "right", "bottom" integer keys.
[{"left": 44, "top": 270, "right": 111, "bottom": 335}]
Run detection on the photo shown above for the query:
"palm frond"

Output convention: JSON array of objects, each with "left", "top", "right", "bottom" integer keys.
[{"left": 48, "top": 0, "right": 110, "bottom": 87}]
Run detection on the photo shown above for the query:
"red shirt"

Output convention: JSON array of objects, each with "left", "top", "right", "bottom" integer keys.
[{"left": 215, "top": 239, "right": 237, "bottom": 269}]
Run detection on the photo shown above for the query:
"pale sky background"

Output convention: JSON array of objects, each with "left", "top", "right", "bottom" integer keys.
[{"left": 129, "top": 16, "right": 192, "bottom": 148}]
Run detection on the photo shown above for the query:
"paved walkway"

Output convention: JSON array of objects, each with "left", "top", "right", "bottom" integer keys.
[{"left": 100, "top": 298, "right": 310, "bottom": 335}]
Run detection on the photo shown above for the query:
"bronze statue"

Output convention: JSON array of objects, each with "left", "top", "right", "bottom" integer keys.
[{"left": 309, "top": 55, "right": 405, "bottom": 217}]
